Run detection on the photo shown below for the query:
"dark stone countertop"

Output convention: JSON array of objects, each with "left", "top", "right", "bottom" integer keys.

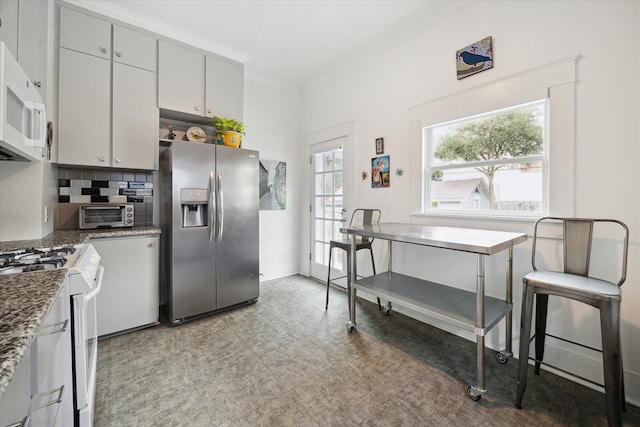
[
  {"left": 0, "top": 225, "right": 161, "bottom": 398},
  {"left": 0, "top": 269, "right": 68, "bottom": 397},
  {"left": 0, "top": 225, "right": 161, "bottom": 252}
]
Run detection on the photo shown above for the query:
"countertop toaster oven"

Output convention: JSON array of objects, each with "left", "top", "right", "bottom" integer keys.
[{"left": 79, "top": 204, "right": 134, "bottom": 229}]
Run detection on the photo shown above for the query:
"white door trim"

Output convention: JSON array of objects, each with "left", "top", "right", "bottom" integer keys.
[{"left": 301, "top": 121, "right": 357, "bottom": 277}]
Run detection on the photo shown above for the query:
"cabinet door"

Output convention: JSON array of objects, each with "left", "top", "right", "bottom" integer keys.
[
  {"left": 112, "top": 62, "right": 158, "bottom": 170},
  {"left": 205, "top": 55, "right": 244, "bottom": 120},
  {"left": 92, "top": 236, "right": 159, "bottom": 337},
  {"left": 113, "top": 25, "right": 156, "bottom": 72},
  {"left": 158, "top": 40, "right": 204, "bottom": 115},
  {"left": 58, "top": 48, "right": 110, "bottom": 166},
  {"left": 59, "top": 7, "right": 110, "bottom": 59},
  {"left": 31, "top": 283, "right": 73, "bottom": 427},
  {"left": 0, "top": 0, "right": 19, "bottom": 58},
  {"left": 0, "top": 347, "right": 30, "bottom": 427},
  {"left": 18, "top": 0, "right": 49, "bottom": 101}
]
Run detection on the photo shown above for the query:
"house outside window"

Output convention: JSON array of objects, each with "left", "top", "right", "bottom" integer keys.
[{"left": 423, "top": 99, "right": 548, "bottom": 216}]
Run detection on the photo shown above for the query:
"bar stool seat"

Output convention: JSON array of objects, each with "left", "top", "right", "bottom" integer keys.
[
  {"left": 524, "top": 271, "right": 620, "bottom": 297},
  {"left": 515, "top": 217, "right": 629, "bottom": 427}
]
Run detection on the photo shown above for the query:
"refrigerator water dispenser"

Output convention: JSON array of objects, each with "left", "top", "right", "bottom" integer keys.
[{"left": 180, "top": 188, "right": 208, "bottom": 227}]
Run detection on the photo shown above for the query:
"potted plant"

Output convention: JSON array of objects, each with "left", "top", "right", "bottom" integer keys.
[{"left": 213, "top": 116, "right": 246, "bottom": 148}]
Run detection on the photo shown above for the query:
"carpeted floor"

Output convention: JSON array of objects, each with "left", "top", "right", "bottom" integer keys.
[{"left": 94, "top": 275, "right": 640, "bottom": 426}]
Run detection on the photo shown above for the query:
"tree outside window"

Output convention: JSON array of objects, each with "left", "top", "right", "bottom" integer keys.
[{"left": 424, "top": 100, "right": 546, "bottom": 214}]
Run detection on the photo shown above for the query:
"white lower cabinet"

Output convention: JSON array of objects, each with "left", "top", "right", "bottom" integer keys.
[
  {"left": 91, "top": 235, "right": 159, "bottom": 337},
  {"left": 0, "top": 350, "right": 31, "bottom": 427},
  {"left": 0, "top": 280, "right": 72, "bottom": 427},
  {"left": 30, "top": 281, "right": 73, "bottom": 427}
]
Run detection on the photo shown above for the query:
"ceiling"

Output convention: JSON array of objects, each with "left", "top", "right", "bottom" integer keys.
[{"left": 72, "top": 0, "right": 465, "bottom": 88}]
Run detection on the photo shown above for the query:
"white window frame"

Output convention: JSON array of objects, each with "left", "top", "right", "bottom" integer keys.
[
  {"left": 422, "top": 99, "right": 549, "bottom": 218},
  {"left": 409, "top": 56, "right": 578, "bottom": 224}
]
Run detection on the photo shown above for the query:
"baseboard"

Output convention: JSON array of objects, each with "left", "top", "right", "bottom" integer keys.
[{"left": 259, "top": 263, "right": 299, "bottom": 282}]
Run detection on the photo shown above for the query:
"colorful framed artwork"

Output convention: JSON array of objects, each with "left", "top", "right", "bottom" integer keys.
[
  {"left": 371, "top": 155, "right": 390, "bottom": 188},
  {"left": 456, "top": 36, "right": 493, "bottom": 80},
  {"left": 375, "top": 137, "right": 384, "bottom": 154}
]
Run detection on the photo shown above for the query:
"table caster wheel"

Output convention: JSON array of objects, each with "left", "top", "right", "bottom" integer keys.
[
  {"left": 467, "top": 385, "right": 481, "bottom": 401},
  {"left": 346, "top": 322, "right": 357, "bottom": 333},
  {"left": 381, "top": 302, "right": 392, "bottom": 315},
  {"left": 496, "top": 351, "right": 509, "bottom": 364}
]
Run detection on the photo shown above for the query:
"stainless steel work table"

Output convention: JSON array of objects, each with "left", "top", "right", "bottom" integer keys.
[{"left": 340, "top": 222, "right": 527, "bottom": 400}]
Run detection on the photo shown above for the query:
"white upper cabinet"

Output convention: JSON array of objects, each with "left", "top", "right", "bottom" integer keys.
[
  {"left": 159, "top": 40, "right": 244, "bottom": 120},
  {"left": 0, "top": 0, "right": 19, "bottom": 59},
  {"left": 58, "top": 47, "right": 111, "bottom": 167},
  {"left": 205, "top": 55, "right": 244, "bottom": 120},
  {"left": 57, "top": 7, "right": 158, "bottom": 170},
  {"left": 113, "top": 25, "right": 156, "bottom": 72},
  {"left": 59, "top": 7, "right": 110, "bottom": 59},
  {"left": 0, "top": 0, "right": 50, "bottom": 101},
  {"left": 158, "top": 40, "right": 204, "bottom": 116},
  {"left": 112, "top": 62, "right": 157, "bottom": 170}
]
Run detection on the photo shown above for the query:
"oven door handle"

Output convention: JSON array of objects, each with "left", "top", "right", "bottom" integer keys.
[{"left": 84, "top": 265, "right": 104, "bottom": 302}]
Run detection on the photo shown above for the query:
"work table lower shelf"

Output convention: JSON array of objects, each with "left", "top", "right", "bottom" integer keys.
[{"left": 353, "top": 272, "right": 512, "bottom": 335}]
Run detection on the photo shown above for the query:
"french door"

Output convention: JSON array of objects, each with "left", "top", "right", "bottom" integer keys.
[{"left": 309, "top": 138, "right": 347, "bottom": 282}]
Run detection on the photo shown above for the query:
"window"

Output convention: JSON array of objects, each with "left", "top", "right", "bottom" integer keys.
[{"left": 423, "top": 100, "right": 547, "bottom": 216}]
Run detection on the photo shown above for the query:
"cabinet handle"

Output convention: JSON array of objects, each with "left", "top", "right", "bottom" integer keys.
[
  {"left": 148, "top": 242, "right": 157, "bottom": 248},
  {"left": 99, "top": 46, "right": 107, "bottom": 54},
  {"left": 33, "top": 80, "right": 41, "bottom": 88},
  {"left": 98, "top": 156, "right": 106, "bottom": 162},
  {"left": 114, "top": 51, "right": 122, "bottom": 58},
  {"left": 207, "top": 108, "right": 212, "bottom": 114},
  {"left": 5, "top": 415, "right": 30, "bottom": 427},
  {"left": 115, "top": 158, "right": 121, "bottom": 163},
  {"left": 194, "top": 106, "right": 200, "bottom": 112},
  {"left": 33, "top": 385, "right": 64, "bottom": 409},
  {"left": 40, "top": 319, "right": 69, "bottom": 336}
]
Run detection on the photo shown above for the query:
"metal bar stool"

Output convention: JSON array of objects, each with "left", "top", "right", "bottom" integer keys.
[
  {"left": 516, "top": 217, "right": 629, "bottom": 426},
  {"left": 326, "top": 209, "right": 382, "bottom": 311}
]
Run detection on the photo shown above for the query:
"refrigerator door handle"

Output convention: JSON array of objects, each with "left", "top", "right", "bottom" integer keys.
[
  {"left": 217, "top": 172, "right": 224, "bottom": 242},
  {"left": 209, "top": 171, "right": 216, "bottom": 243}
]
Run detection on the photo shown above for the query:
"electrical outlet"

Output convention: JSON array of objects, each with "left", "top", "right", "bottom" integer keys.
[{"left": 44, "top": 205, "right": 49, "bottom": 223}]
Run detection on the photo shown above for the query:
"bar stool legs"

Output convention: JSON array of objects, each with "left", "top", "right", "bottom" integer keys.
[
  {"left": 516, "top": 285, "right": 625, "bottom": 427},
  {"left": 326, "top": 243, "right": 381, "bottom": 312},
  {"left": 600, "top": 300, "right": 623, "bottom": 426},
  {"left": 515, "top": 285, "right": 534, "bottom": 409}
]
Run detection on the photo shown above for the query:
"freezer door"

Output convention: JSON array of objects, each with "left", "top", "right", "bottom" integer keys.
[
  {"left": 170, "top": 141, "right": 217, "bottom": 320},
  {"left": 215, "top": 145, "right": 260, "bottom": 308}
]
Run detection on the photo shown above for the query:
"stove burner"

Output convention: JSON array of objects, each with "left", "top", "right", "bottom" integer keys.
[{"left": 0, "top": 245, "right": 76, "bottom": 276}]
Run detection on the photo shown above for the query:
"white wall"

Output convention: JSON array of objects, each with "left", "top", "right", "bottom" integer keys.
[
  {"left": 0, "top": 161, "right": 56, "bottom": 242},
  {"left": 300, "top": 1, "right": 640, "bottom": 404},
  {"left": 243, "top": 73, "right": 303, "bottom": 281}
]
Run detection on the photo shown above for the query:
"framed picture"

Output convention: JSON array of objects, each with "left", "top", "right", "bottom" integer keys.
[
  {"left": 375, "top": 137, "right": 384, "bottom": 154},
  {"left": 371, "top": 155, "right": 390, "bottom": 188},
  {"left": 456, "top": 36, "right": 493, "bottom": 80}
]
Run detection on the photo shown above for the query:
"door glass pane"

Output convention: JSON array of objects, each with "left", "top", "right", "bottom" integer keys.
[
  {"left": 324, "top": 173, "right": 333, "bottom": 195},
  {"left": 323, "top": 219, "right": 333, "bottom": 242},
  {"left": 312, "top": 145, "right": 344, "bottom": 270},
  {"left": 334, "top": 150, "right": 343, "bottom": 170},
  {"left": 315, "top": 242, "right": 324, "bottom": 264},
  {"left": 322, "top": 152, "right": 333, "bottom": 171},
  {"left": 315, "top": 174, "right": 323, "bottom": 195},
  {"left": 334, "top": 171, "right": 343, "bottom": 195},
  {"left": 315, "top": 153, "right": 324, "bottom": 172},
  {"left": 315, "top": 197, "right": 323, "bottom": 217}
]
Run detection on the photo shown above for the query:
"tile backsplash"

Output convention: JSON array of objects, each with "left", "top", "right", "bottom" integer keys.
[{"left": 57, "top": 167, "right": 154, "bottom": 229}]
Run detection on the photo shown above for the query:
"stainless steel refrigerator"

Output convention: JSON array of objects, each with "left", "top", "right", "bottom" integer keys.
[{"left": 159, "top": 140, "right": 259, "bottom": 325}]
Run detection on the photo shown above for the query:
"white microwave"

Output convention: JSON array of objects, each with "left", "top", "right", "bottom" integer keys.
[{"left": 0, "top": 41, "right": 46, "bottom": 161}]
